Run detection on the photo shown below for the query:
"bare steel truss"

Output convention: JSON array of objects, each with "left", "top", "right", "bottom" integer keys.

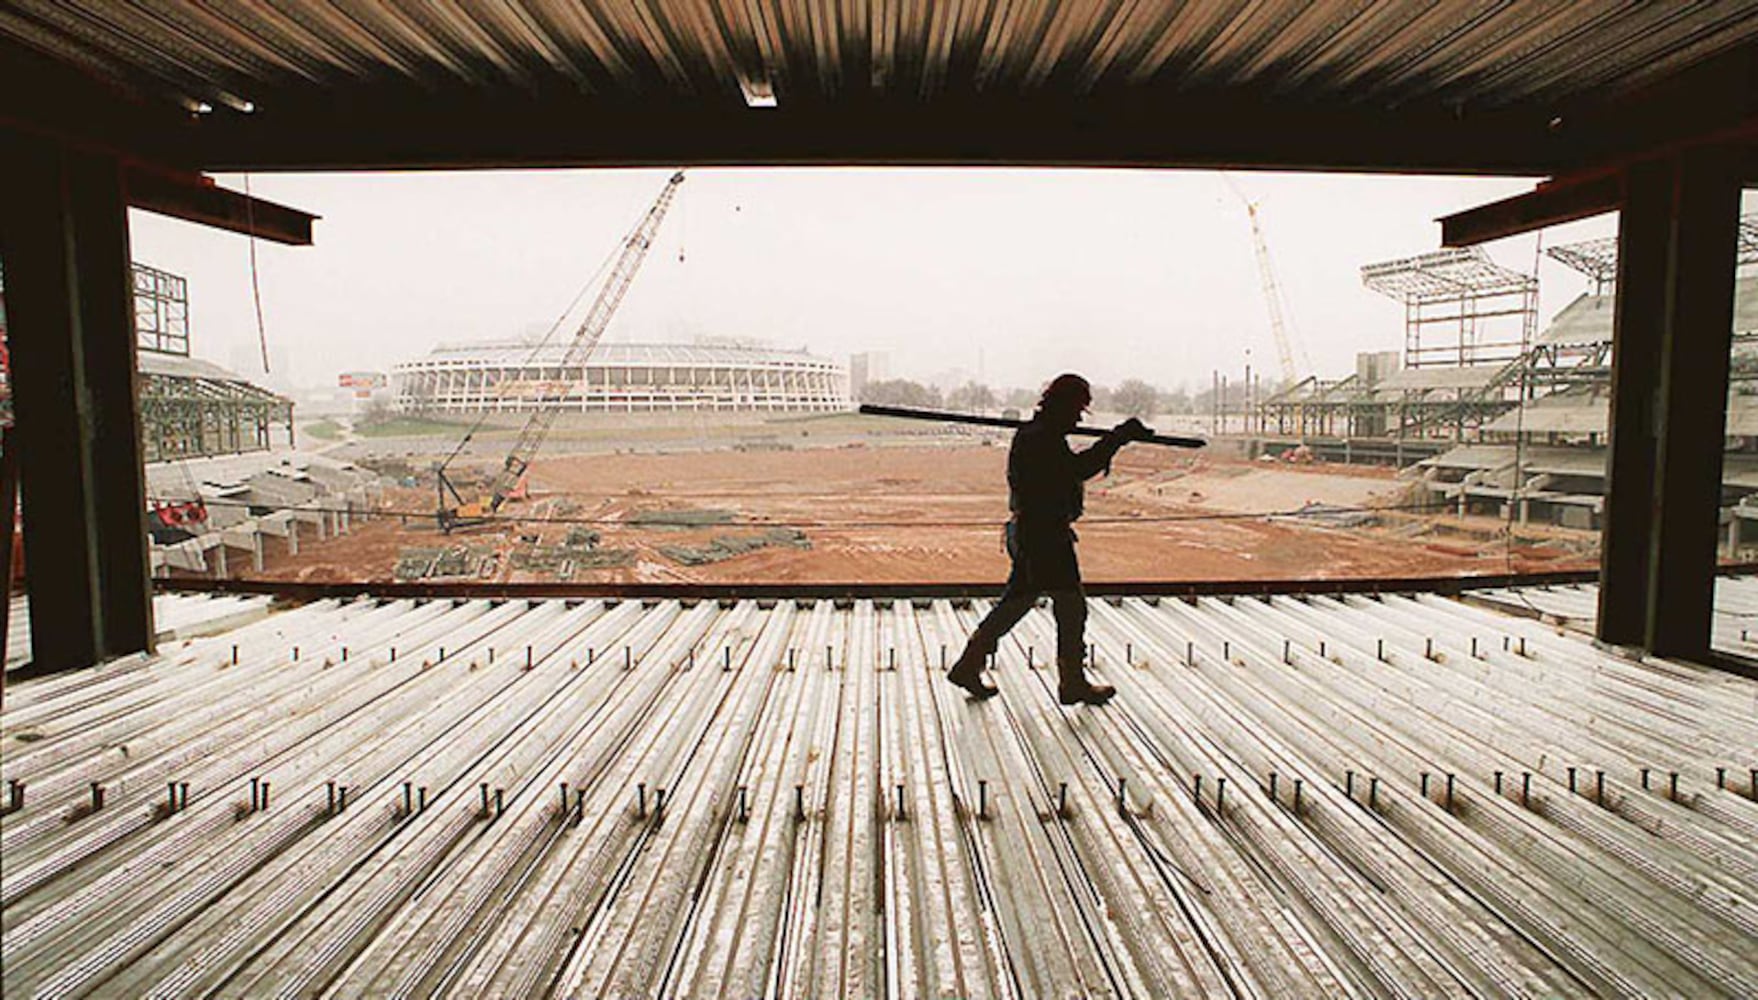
[
  {"left": 132, "top": 263, "right": 189, "bottom": 356},
  {"left": 1545, "top": 212, "right": 1758, "bottom": 295},
  {"left": 1361, "top": 247, "right": 1538, "bottom": 370},
  {"left": 138, "top": 360, "right": 293, "bottom": 463}
]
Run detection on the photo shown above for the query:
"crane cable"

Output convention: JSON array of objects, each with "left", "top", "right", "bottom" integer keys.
[{"left": 436, "top": 183, "right": 661, "bottom": 473}]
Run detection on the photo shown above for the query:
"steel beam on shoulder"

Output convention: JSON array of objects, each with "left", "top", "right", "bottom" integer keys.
[{"left": 0, "top": 137, "right": 153, "bottom": 673}]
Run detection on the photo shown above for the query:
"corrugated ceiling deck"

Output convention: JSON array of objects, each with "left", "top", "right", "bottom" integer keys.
[
  {"left": 5, "top": 1, "right": 1756, "bottom": 114},
  {"left": 2, "top": 591, "right": 1755, "bottom": 997}
]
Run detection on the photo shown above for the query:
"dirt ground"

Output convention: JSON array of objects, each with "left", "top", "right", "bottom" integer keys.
[{"left": 244, "top": 440, "right": 1599, "bottom": 585}]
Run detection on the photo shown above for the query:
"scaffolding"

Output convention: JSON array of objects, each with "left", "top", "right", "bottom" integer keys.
[
  {"left": 1264, "top": 247, "right": 1544, "bottom": 443},
  {"left": 1361, "top": 247, "right": 1539, "bottom": 369},
  {"left": 132, "top": 262, "right": 190, "bottom": 356},
  {"left": 137, "top": 354, "right": 293, "bottom": 462},
  {"left": 127, "top": 263, "right": 292, "bottom": 462},
  {"left": 1544, "top": 237, "right": 1619, "bottom": 294}
]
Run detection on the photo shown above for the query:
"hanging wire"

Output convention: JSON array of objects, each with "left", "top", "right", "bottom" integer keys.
[
  {"left": 242, "top": 173, "right": 270, "bottom": 373},
  {"left": 1499, "top": 230, "right": 1551, "bottom": 617}
]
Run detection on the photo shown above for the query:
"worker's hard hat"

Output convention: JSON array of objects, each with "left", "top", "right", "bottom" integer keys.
[{"left": 1040, "top": 373, "right": 1092, "bottom": 410}]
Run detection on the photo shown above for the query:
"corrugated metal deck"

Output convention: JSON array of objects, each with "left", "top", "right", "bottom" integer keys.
[
  {"left": 9, "top": 2, "right": 1756, "bottom": 115},
  {"left": 1476, "top": 574, "right": 1758, "bottom": 659},
  {"left": 3, "top": 591, "right": 1755, "bottom": 998},
  {"left": 5, "top": 593, "right": 274, "bottom": 675}
]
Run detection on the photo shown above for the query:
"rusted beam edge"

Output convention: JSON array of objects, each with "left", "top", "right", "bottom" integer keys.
[
  {"left": 1439, "top": 172, "right": 1623, "bottom": 247},
  {"left": 180, "top": 96, "right": 1566, "bottom": 177},
  {"left": 154, "top": 565, "right": 1758, "bottom": 603},
  {"left": 125, "top": 167, "right": 316, "bottom": 246},
  {"left": 1439, "top": 117, "right": 1758, "bottom": 247}
]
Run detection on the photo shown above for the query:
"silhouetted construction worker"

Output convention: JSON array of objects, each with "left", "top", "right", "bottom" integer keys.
[{"left": 947, "top": 373, "right": 1150, "bottom": 704}]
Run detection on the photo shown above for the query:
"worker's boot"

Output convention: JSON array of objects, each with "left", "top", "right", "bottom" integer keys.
[
  {"left": 946, "top": 641, "right": 999, "bottom": 700},
  {"left": 1057, "top": 658, "right": 1115, "bottom": 706}
]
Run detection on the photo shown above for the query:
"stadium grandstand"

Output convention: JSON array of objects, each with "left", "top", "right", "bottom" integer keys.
[{"left": 392, "top": 340, "right": 849, "bottom": 414}]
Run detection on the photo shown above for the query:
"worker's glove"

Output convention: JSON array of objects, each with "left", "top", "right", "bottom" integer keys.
[{"left": 1114, "top": 417, "right": 1153, "bottom": 442}]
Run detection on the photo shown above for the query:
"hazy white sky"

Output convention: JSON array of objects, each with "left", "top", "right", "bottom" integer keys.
[{"left": 127, "top": 167, "right": 1629, "bottom": 393}]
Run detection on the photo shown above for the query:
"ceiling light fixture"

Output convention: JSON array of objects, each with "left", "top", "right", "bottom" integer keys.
[{"left": 739, "top": 76, "right": 777, "bottom": 108}]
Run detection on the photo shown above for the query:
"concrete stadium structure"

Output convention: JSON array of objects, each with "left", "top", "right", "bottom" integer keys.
[{"left": 393, "top": 341, "right": 849, "bottom": 415}]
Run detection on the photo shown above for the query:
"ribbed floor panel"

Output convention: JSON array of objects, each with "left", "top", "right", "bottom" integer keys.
[{"left": 4, "top": 592, "right": 1754, "bottom": 998}]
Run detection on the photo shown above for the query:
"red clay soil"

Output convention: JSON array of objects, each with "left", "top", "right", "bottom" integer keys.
[{"left": 244, "top": 443, "right": 1599, "bottom": 585}]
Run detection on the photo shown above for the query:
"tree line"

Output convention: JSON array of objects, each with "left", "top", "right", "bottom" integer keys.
[{"left": 858, "top": 378, "right": 1196, "bottom": 419}]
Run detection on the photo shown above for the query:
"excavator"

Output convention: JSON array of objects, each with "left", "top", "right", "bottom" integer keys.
[{"left": 436, "top": 170, "right": 685, "bottom": 532}]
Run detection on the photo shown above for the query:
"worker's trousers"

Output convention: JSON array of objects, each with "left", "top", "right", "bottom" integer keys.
[{"left": 960, "top": 520, "right": 1087, "bottom": 676}]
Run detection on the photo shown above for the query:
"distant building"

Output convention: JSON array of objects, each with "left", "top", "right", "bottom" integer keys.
[
  {"left": 849, "top": 351, "right": 889, "bottom": 398},
  {"left": 338, "top": 371, "right": 389, "bottom": 396},
  {"left": 1356, "top": 350, "right": 1401, "bottom": 386},
  {"left": 394, "top": 341, "right": 849, "bottom": 414}
]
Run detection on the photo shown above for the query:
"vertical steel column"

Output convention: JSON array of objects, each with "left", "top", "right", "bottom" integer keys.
[
  {"left": 0, "top": 138, "right": 153, "bottom": 673},
  {"left": 1645, "top": 151, "right": 1741, "bottom": 659},
  {"left": 1598, "top": 161, "right": 1671, "bottom": 647}
]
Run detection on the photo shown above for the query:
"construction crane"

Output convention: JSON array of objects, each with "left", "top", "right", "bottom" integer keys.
[
  {"left": 436, "top": 170, "right": 685, "bottom": 532},
  {"left": 1223, "top": 175, "right": 1310, "bottom": 384}
]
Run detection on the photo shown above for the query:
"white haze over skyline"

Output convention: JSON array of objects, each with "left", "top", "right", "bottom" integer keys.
[{"left": 127, "top": 167, "right": 1626, "bottom": 396}]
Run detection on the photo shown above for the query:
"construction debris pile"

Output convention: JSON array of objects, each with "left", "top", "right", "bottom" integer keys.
[
  {"left": 618, "top": 507, "right": 813, "bottom": 567},
  {"left": 658, "top": 526, "right": 811, "bottom": 566},
  {"left": 393, "top": 545, "right": 497, "bottom": 581},
  {"left": 509, "top": 528, "right": 634, "bottom": 577},
  {"left": 626, "top": 507, "right": 739, "bottom": 528},
  {"left": 2, "top": 585, "right": 1753, "bottom": 997}
]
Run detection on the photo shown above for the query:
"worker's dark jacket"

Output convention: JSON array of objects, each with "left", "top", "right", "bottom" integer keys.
[{"left": 1002, "top": 415, "right": 1125, "bottom": 591}]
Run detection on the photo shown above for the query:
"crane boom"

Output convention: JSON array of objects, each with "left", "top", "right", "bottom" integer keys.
[
  {"left": 438, "top": 170, "right": 685, "bottom": 531},
  {"left": 1223, "top": 176, "right": 1307, "bottom": 384},
  {"left": 1244, "top": 203, "right": 1297, "bottom": 384}
]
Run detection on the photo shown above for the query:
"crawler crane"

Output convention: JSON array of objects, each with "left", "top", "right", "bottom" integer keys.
[{"left": 436, "top": 170, "right": 685, "bottom": 532}]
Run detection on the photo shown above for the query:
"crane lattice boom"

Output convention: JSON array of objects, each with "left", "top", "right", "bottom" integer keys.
[
  {"left": 1245, "top": 203, "right": 1298, "bottom": 384},
  {"left": 1224, "top": 176, "right": 1309, "bottom": 384},
  {"left": 439, "top": 170, "right": 685, "bottom": 530}
]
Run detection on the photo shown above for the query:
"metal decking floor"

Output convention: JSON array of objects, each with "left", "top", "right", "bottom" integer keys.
[
  {"left": 5, "top": 592, "right": 275, "bottom": 674},
  {"left": 1473, "top": 573, "right": 1758, "bottom": 659},
  {"left": 2, "top": 592, "right": 1755, "bottom": 998}
]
